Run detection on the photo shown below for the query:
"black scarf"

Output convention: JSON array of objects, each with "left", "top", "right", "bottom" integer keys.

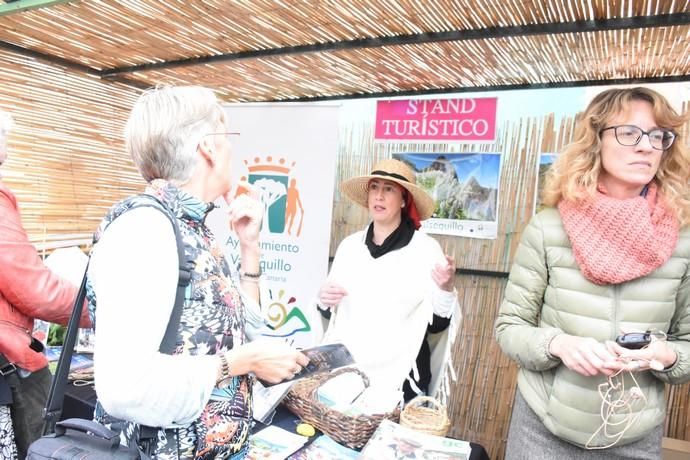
[{"left": 365, "top": 215, "right": 416, "bottom": 259}]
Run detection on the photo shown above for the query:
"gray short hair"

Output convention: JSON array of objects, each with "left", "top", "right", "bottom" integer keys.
[{"left": 125, "top": 86, "right": 224, "bottom": 183}]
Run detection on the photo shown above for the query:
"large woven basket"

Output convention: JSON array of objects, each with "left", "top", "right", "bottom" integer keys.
[
  {"left": 400, "top": 395, "right": 450, "bottom": 437},
  {"left": 283, "top": 367, "right": 400, "bottom": 449}
]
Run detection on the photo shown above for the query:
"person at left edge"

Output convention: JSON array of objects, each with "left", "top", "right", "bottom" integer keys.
[{"left": 0, "top": 108, "right": 91, "bottom": 460}]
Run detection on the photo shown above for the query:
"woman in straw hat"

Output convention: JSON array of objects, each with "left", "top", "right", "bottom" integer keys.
[{"left": 318, "top": 158, "right": 461, "bottom": 401}]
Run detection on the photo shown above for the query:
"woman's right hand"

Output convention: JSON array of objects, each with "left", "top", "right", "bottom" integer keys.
[
  {"left": 318, "top": 281, "right": 347, "bottom": 308},
  {"left": 549, "top": 334, "right": 623, "bottom": 377},
  {"left": 231, "top": 339, "right": 309, "bottom": 385}
]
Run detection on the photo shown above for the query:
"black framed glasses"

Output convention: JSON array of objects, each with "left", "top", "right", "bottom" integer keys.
[{"left": 600, "top": 125, "right": 676, "bottom": 151}]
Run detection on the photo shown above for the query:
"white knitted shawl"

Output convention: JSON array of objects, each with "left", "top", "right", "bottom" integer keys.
[{"left": 322, "top": 229, "right": 461, "bottom": 403}]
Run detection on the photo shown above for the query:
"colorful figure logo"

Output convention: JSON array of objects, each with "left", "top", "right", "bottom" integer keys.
[
  {"left": 241, "top": 156, "right": 305, "bottom": 236},
  {"left": 263, "top": 288, "right": 311, "bottom": 338},
  {"left": 285, "top": 178, "right": 304, "bottom": 236}
]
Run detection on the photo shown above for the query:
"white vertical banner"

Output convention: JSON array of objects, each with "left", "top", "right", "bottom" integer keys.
[{"left": 207, "top": 103, "right": 338, "bottom": 348}]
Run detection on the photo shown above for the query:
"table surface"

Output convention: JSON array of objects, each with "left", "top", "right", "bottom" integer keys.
[
  {"left": 63, "top": 382, "right": 490, "bottom": 459},
  {"left": 257, "top": 405, "right": 490, "bottom": 459}
]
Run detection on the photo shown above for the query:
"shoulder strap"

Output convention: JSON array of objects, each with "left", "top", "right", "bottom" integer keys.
[
  {"left": 42, "top": 194, "right": 193, "bottom": 434},
  {"left": 138, "top": 195, "right": 193, "bottom": 354}
]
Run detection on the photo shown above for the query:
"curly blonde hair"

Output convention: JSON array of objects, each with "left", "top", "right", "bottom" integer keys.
[{"left": 542, "top": 87, "right": 690, "bottom": 225}]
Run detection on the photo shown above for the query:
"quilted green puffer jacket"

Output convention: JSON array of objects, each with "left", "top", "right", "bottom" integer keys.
[{"left": 495, "top": 207, "right": 690, "bottom": 448}]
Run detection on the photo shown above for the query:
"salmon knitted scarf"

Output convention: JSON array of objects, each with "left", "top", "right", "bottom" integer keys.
[{"left": 558, "top": 182, "right": 679, "bottom": 285}]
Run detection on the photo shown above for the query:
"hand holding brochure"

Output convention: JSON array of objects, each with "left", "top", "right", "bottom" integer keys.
[{"left": 260, "top": 343, "right": 354, "bottom": 387}]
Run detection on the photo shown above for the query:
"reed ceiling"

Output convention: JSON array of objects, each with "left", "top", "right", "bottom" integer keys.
[{"left": 0, "top": 0, "right": 688, "bottom": 101}]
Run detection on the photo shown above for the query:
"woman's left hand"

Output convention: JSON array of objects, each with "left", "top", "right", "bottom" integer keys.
[
  {"left": 225, "top": 182, "right": 263, "bottom": 246},
  {"left": 432, "top": 255, "right": 456, "bottom": 292},
  {"left": 604, "top": 339, "right": 677, "bottom": 372}
]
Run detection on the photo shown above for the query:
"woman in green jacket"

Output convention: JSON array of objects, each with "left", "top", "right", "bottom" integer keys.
[{"left": 496, "top": 87, "right": 690, "bottom": 459}]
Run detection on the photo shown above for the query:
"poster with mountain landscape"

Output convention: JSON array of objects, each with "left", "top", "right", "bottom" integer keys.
[
  {"left": 534, "top": 153, "right": 557, "bottom": 214},
  {"left": 393, "top": 152, "right": 501, "bottom": 239}
]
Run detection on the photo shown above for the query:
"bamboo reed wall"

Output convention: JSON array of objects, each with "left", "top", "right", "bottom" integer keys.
[
  {"left": 333, "top": 91, "right": 690, "bottom": 459},
  {"left": 0, "top": 48, "right": 143, "bottom": 251}
]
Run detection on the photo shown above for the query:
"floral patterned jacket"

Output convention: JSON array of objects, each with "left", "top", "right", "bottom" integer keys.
[{"left": 88, "top": 180, "right": 252, "bottom": 460}]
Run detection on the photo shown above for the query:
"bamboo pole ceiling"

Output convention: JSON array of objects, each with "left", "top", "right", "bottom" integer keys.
[{"left": 0, "top": 0, "right": 687, "bottom": 101}]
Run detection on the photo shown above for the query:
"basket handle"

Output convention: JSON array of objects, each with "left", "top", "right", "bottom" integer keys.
[
  {"left": 307, "top": 366, "right": 369, "bottom": 401},
  {"left": 321, "top": 366, "right": 369, "bottom": 387},
  {"left": 405, "top": 395, "right": 446, "bottom": 411}
]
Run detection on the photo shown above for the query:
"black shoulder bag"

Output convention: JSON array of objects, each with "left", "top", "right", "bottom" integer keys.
[{"left": 27, "top": 197, "right": 192, "bottom": 460}]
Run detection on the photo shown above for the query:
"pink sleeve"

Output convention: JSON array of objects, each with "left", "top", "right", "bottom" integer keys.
[{"left": 0, "top": 186, "right": 90, "bottom": 327}]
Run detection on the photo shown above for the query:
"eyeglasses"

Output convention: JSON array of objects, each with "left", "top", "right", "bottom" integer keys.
[
  {"left": 206, "top": 132, "right": 240, "bottom": 140},
  {"left": 600, "top": 125, "right": 676, "bottom": 151}
]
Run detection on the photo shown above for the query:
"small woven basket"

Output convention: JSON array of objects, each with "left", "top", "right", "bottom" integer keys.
[
  {"left": 283, "top": 367, "right": 400, "bottom": 449},
  {"left": 400, "top": 395, "right": 450, "bottom": 437}
]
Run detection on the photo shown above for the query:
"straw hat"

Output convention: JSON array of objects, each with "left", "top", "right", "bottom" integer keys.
[{"left": 341, "top": 158, "right": 436, "bottom": 221}]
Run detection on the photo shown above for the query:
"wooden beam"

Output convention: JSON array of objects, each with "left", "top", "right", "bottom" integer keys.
[
  {"left": 99, "top": 13, "right": 690, "bottom": 77},
  {"left": 278, "top": 74, "right": 690, "bottom": 102},
  {"left": 0, "top": 39, "right": 95, "bottom": 73},
  {"left": 0, "top": 39, "right": 150, "bottom": 90},
  {"left": 0, "top": 0, "right": 75, "bottom": 16}
]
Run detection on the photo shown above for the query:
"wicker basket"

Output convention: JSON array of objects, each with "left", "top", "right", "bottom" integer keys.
[
  {"left": 283, "top": 367, "right": 400, "bottom": 449},
  {"left": 400, "top": 395, "right": 450, "bottom": 437}
]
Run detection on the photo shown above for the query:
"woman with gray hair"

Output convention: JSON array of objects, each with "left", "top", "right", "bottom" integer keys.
[
  {"left": 87, "top": 86, "right": 308, "bottom": 459},
  {"left": 0, "top": 110, "right": 90, "bottom": 459}
]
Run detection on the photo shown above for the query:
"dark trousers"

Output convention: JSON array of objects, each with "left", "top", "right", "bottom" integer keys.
[{"left": 7, "top": 367, "right": 51, "bottom": 460}]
